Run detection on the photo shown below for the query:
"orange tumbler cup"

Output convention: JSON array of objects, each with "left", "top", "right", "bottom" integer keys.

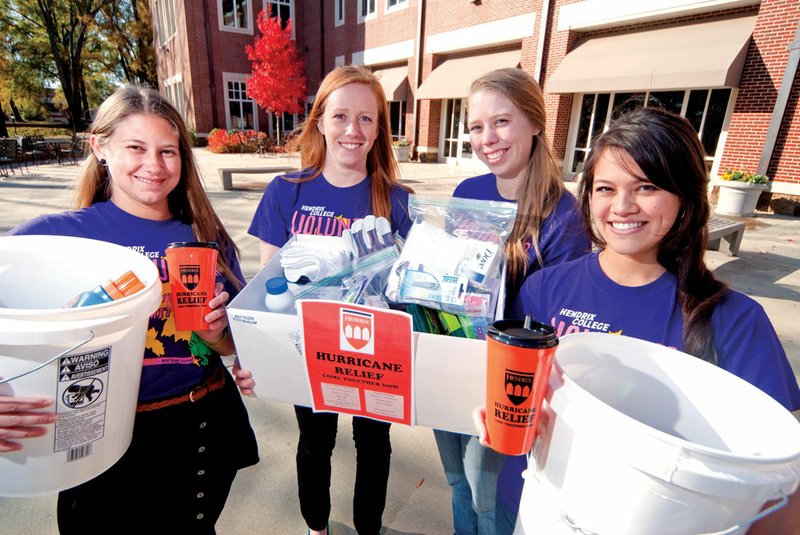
[
  {"left": 165, "top": 242, "right": 219, "bottom": 331},
  {"left": 485, "top": 316, "right": 558, "bottom": 456}
]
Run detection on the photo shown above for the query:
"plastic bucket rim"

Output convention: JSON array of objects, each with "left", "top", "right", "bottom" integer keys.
[
  {"left": 0, "top": 235, "right": 161, "bottom": 317},
  {"left": 549, "top": 333, "right": 800, "bottom": 465}
]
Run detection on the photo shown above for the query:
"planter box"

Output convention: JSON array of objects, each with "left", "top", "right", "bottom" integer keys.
[
  {"left": 228, "top": 237, "right": 504, "bottom": 434},
  {"left": 715, "top": 181, "right": 767, "bottom": 217},
  {"left": 393, "top": 145, "right": 410, "bottom": 162}
]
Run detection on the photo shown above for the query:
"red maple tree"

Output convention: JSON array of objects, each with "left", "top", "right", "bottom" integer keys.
[{"left": 245, "top": 11, "right": 307, "bottom": 144}]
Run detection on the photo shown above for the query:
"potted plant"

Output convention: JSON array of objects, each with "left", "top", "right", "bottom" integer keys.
[
  {"left": 393, "top": 137, "right": 410, "bottom": 162},
  {"left": 715, "top": 169, "right": 769, "bottom": 217}
]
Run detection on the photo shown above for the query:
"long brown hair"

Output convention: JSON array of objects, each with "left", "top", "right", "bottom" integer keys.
[
  {"left": 468, "top": 68, "right": 565, "bottom": 296},
  {"left": 289, "top": 65, "right": 411, "bottom": 219},
  {"left": 579, "top": 107, "right": 727, "bottom": 363},
  {"left": 75, "top": 85, "right": 242, "bottom": 289}
]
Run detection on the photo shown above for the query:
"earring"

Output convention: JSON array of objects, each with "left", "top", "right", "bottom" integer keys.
[{"left": 99, "top": 158, "right": 107, "bottom": 166}]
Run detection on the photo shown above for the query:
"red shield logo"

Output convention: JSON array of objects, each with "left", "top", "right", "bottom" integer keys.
[{"left": 340, "top": 308, "right": 374, "bottom": 354}]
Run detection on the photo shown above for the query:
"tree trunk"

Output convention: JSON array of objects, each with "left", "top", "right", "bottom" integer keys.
[
  {"left": 9, "top": 98, "right": 22, "bottom": 121},
  {"left": 276, "top": 113, "right": 282, "bottom": 146},
  {"left": 0, "top": 100, "right": 9, "bottom": 138}
]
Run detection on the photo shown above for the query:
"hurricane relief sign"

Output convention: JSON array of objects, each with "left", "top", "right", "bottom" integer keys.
[{"left": 298, "top": 300, "right": 414, "bottom": 425}]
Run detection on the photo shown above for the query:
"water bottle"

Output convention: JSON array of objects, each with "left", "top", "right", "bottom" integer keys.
[
  {"left": 70, "top": 271, "right": 145, "bottom": 308},
  {"left": 264, "top": 276, "right": 295, "bottom": 314}
]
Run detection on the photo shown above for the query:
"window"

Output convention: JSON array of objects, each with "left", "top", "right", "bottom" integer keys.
[
  {"left": 442, "top": 98, "right": 472, "bottom": 161},
  {"left": 568, "top": 88, "right": 732, "bottom": 174},
  {"left": 266, "top": 0, "right": 292, "bottom": 30},
  {"left": 220, "top": 0, "right": 250, "bottom": 32},
  {"left": 224, "top": 76, "right": 257, "bottom": 130},
  {"left": 390, "top": 100, "right": 406, "bottom": 140},
  {"left": 163, "top": 75, "right": 186, "bottom": 120},
  {"left": 358, "top": 0, "right": 376, "bottom": 22},
  {"left": 155, "top": 0, "right": 177, "bottom": 46},
  {"left": 386, "top": 0, "right": 407, "bottom": 10},
  {"left": 335, "top": 0, "right": 345, "bottom": 26}
]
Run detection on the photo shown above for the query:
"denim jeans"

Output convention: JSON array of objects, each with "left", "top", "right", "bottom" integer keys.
[
  {"left": 295, "top": 406, "right": 391, "bottom": 535},
  {"left": 433, "top": 429, "right": 508, "bottom": 535}
]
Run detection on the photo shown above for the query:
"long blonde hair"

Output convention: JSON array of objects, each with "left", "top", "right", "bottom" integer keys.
[
  {"left": 469, "top": 68, "right": 564, "bottom": 295},
  {"left": 289, "top": 65, "right": 411, "bottom": 218},
  {"left": 75, "top": 85, "right": 242, "bottom": 289}
]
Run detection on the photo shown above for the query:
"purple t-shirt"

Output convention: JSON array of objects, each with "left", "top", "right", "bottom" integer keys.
[
  {"left": 8, "top": 201, "right": 245, "bottom": 402},
  {"left": 453, "top": 173, "right": 590, "bottom": 275},
  {"left": 248, "top": 169, "right": 412, "bottom": 246},
  {"left": 499, "top": 252, "right": 800, "bottom": 513}
]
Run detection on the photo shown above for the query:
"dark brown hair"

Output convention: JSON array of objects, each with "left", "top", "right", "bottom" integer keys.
[{"left": 579, "top": 107, "right": 727, "bottom": 362}]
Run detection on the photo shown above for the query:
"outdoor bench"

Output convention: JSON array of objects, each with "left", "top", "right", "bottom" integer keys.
[
  {"left": 218, "top": 166, "right": 296, "bottom": 190},
  {"left": 707, "top": 216, "right": 746, "bottom": 256}
]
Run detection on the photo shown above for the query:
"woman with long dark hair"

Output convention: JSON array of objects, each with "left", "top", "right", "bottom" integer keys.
[{"left": 480, "top": 106, "right": 800, "bottom": 532}]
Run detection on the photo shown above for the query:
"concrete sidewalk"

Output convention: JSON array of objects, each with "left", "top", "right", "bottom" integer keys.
[{"left": 1, "top": 149, "right": 799, "bottom": 534}]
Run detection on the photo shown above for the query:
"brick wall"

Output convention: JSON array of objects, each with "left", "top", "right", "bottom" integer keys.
[
  {"left": 424, "top": 0, "right": 533, "bottom": 34},
  {"left": 541, "top": 0, "right": 582, "bottom": 165},
  {"left": 721, "top": 0, "right": 800, "bottom": 186}
]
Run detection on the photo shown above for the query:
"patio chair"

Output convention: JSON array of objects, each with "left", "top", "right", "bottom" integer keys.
[
  {"left": 57, "top": 135, "right": 83, "bottom": 165},
  {"left": 0, "top": 138, "right": 24, "bottom": 176},
  {"left": 21, "top": 134, "right": 48, "bottom": 165}
]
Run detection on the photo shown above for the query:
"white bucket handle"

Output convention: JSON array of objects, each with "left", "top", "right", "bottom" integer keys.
[{"left": 0, "top": 330, "right": 95, "bottom": 385}]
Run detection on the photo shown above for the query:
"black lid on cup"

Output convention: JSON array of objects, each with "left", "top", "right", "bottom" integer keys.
[
  {"left": 166, "top": 241, "right": 220, "bottom": 251},
  {"left": 488, "top": 316, "right": 558, "bottom": 349}
]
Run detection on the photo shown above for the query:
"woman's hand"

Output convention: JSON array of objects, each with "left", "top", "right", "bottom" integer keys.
[
  {"left": 472, "top": 404, "right": 490, "bottom": 447},
  {"left": 0, "top": 395, "right": 57, "bottom": 453},
  {"left": 232, "top": 357, "right": 256, "bottom": 396},
  {"left": 196, "top": 282, "right": 236, "bottom": 355}
]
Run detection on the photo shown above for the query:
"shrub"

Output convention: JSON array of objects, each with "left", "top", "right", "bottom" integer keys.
[{"left": 206, "top": 128, "right": 267, "bottom": 153}]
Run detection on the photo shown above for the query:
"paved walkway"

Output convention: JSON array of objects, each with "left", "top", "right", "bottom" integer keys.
[{"left": 1, "top": 149, "right": 799, "bottom": 534}]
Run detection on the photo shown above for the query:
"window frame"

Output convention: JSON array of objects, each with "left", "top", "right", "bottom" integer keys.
[
  {"left": 217, "top": 0, "right": 253, "bottom": 35},
  {"left": 358, "top": 0, "right": 377, "bottom": 23},
  {"left": 386, "top": 0, "right": 408, "bottom": 14},
  {"left": 163, "top": 73, "right": 186, "bottom": 121},
  {"left": 222, "top": 73, "right": 259, "bottom": 131},
  {"left": 263, "top": 0, "right": 295, "bottom": 38},
  {"left": 564, "top": 88, "right": 734, "bottom": 179},
  {"left": 335, "top": 0, "right": 345, "bottom": 26},
  {"left": 155, "top": 0, "right": 177, "bottom": 47}
]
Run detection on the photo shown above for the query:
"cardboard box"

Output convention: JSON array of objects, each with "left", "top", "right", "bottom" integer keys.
[{"left": 228, "top": 240, "right": 493, "bottom": 435}]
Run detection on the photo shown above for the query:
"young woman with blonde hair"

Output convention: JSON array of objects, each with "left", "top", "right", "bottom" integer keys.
[
  {"left": 434, "top": 68, "right": 589, "bottom": 534},
  {"left": 245, "top": 65, "right": 412, "bottom": 535},
  {"left": 7, "top": 85, "right": 258, "bottom": 533}
]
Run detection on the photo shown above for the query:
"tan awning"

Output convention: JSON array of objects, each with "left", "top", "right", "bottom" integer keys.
[
  {"left": 547, "top": 16, "right": 756, "bottom": 94},
  {"left": 374, "top": 66, "right": 409, "bottom": 101},
  {"left": 416, "top": 49, "right": 521, "bottom": 100}
]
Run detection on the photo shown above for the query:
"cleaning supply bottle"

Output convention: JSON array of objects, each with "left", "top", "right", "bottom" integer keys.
[
  {"left": 264, "top": 276, "right": 295, "bottom": 314},
  {"left": 70, "top": 271, "right": 145, "bottom": 308}
]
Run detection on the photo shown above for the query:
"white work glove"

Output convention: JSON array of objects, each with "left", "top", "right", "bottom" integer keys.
[{"left": 341, "top": 215, "right": 395, "bottom": 258}]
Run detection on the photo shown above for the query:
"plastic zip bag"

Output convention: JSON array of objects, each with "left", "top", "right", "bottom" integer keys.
[
  {"left": 294, "top": 246, "right": 399, "bottom": 308},
  {"left": 385, "top": 195, "right": 517, "bottom": 317}
]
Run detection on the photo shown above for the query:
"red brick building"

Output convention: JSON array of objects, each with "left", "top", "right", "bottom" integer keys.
[{"left": 150, "top": 0, "right": 800, "bottom": 197}]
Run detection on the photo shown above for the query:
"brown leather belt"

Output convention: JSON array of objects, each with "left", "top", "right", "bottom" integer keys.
[{"left": 136, "top": 366, "right": 227, "bottom": 413}]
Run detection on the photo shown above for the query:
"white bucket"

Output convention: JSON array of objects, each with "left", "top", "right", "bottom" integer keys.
[
  {"left": 515, "top": 332, "right": 800, "bottom": 535},
  {"left": 0, "top": 235, "right": 162, "bottom": 496}
]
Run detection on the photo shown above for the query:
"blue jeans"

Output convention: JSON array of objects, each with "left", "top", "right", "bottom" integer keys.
[{"left": 434, "top": 430, "right": 508, "bottom": 535}]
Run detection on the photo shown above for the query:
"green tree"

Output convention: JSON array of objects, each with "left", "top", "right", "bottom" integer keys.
[
  {"left": 97, "top": 0, "right": 157, "bottom": 86},
  {"left": 0, "top": 0, "right": 156, "bottom": 131}
]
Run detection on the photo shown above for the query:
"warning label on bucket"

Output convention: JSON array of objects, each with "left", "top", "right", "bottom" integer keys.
[{"left": 54, "top": 347, "right": 111, "bottom": 455}]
